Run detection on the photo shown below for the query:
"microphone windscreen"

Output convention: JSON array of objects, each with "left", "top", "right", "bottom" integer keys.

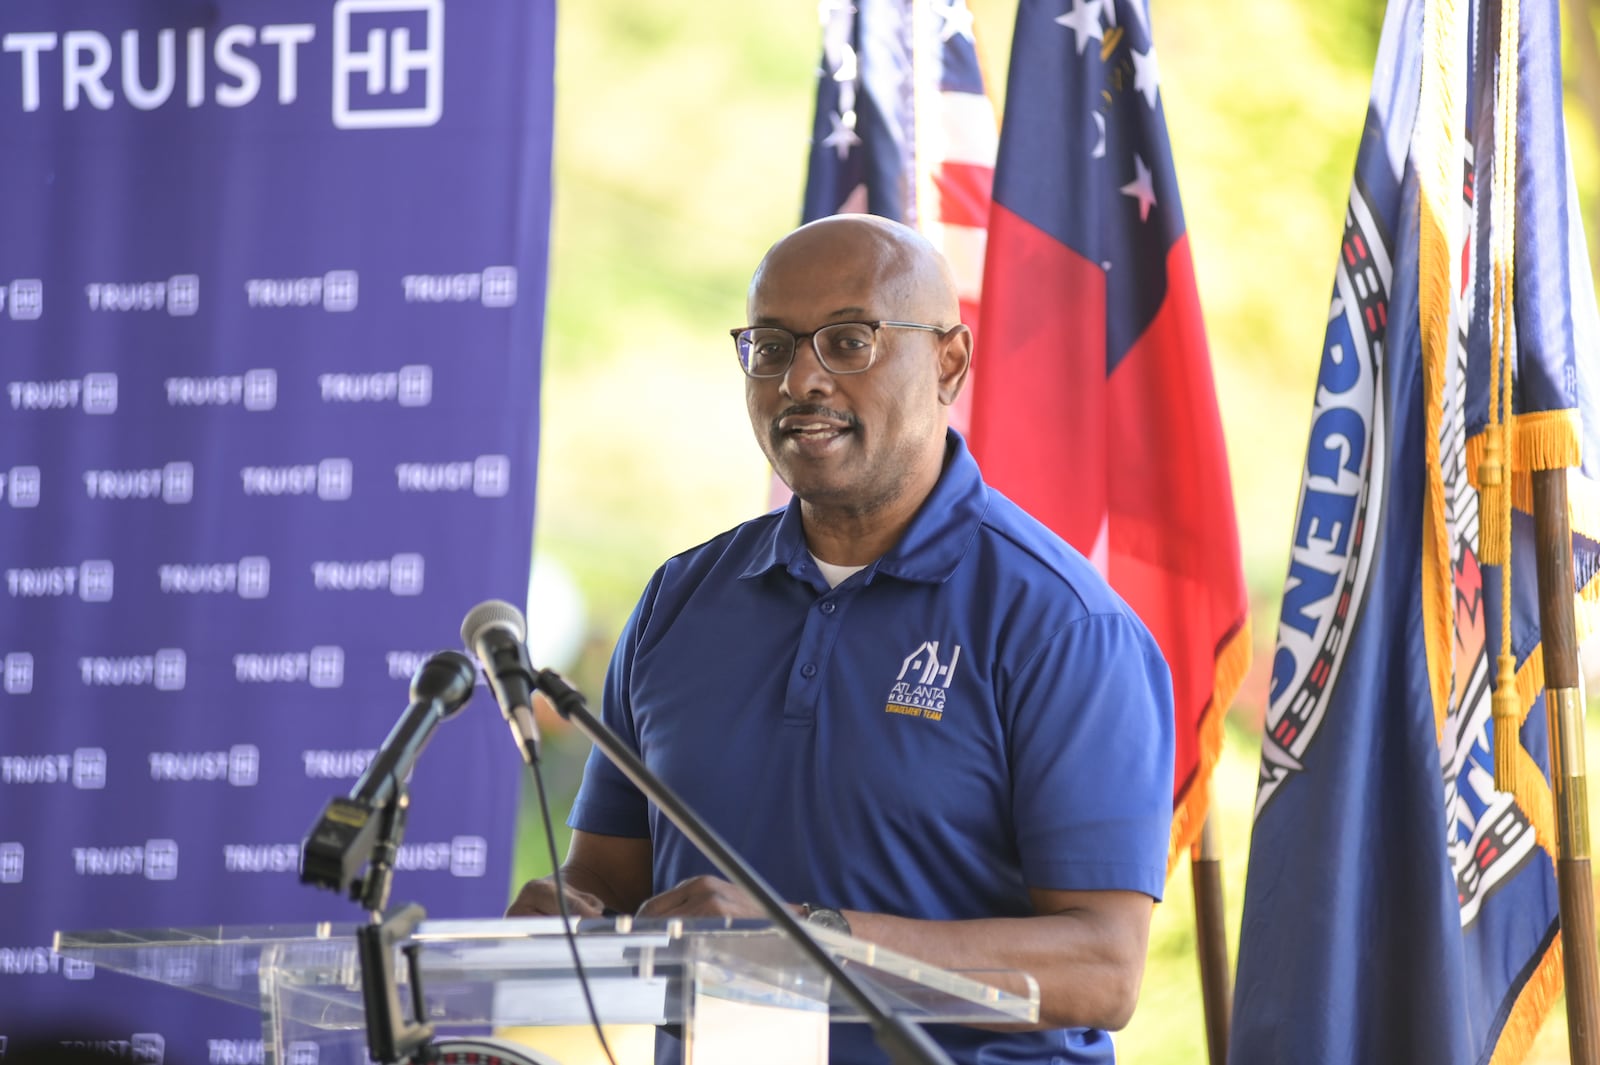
[{"left": 461, "top": 598, "right": 527, "bottom": 647}]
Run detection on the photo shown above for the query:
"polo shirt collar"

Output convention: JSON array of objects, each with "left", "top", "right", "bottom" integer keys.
[{"left": 738, "top": 429, "right": 989, "bottom": 586}]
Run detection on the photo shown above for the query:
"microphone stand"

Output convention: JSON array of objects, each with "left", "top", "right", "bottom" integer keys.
[
  {"left": 348, "top": 764, "right": 440, "bottom": 1063},
  {"left": 532, "top": 668, "right": 956, "bottom": 1065}
]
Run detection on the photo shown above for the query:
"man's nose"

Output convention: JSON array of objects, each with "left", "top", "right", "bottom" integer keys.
[{"left": 781, "top": 336, "right": 834, "bottom": 397}]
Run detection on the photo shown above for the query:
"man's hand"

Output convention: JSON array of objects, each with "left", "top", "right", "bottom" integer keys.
[
  {"left": 503, "top": 830, "right": 653, "bottom": 918},
  {"left": 505, "top": 877, "right": 607, "bottom": 918},
  {"left": 635, "top": 875, "right": 790, "bottom": 920}
]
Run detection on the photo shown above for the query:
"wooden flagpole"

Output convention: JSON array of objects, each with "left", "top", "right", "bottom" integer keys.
[
  {"left": 1192, "top": 812, "right": 1231, "bottom": 1065},
  {"left": 1531, "top": 468, "right": 1600, "bottom": 1064}
]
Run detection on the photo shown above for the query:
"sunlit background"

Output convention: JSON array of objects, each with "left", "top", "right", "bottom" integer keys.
[{"left": 514, "top": 1, "right": 1600, "bottom": 1060}]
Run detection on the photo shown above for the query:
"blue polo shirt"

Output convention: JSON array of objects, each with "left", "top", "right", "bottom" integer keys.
[{"left": 570, "top": 430, "right": 1175, "bottom": 1065}]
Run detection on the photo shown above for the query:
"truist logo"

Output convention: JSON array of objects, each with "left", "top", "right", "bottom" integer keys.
[
  {"left": 79, "top": 649, "right": 186, "bottom": 690},
  {"left": 166, "top": 370, "right": 276, "bottom": 410},
  {"left": 207, "top": 1040, "right": 318, "bottom": 1065},
  {"left": 302, "top": 748, "right": 377, "bottom": 779},
  {"left": 222, "top": 844, "right": 300, "bottom": 873},
  {"left": 386, "top": 836, "right": 488, "bottom": 877},
  {"left": 2, "top": 466, "right": 41, "bottom": 507},
  {"left": 83, "top": 462, "right": 193, "bottom": 503},
  {"left": 401, "top": 266, "right": 517, "bottom": 306},
  {"left": 333, "top": 0, "right": 443, "bottom": 128},
  {"left": 245, "top": 270, "right": 358, "bottom": 311},
  {"left": 8, "top": 373, "right": 117, "bottom": 412},
  {"left": 148, "top": 745, "right": 259, "bottom": 786},
  {"left": 84, "top": 275, "right": 197, "bottom": 315},
  {"left": 159, "top": 556, "right": 271, "bottom": 598},
  {"left": 0, "top": 748, "right": 107, "bottom": 788},
  {"left": 311, "top": 554, "right": 424, "bottom": 595},
  {"left": 3, "top": 653, "right": 32, "bottom": 694},
  {"left": 71, "top": 840, "right": 179, "bottom": 880},
  {"left": 3, "top": 0, "right": 444, "bottom": 129},
  {"left": 0, "top": 946, "right": 94, "bottom": 979},
  {"left": 6, "top": 560, "right": 114, "bottom": 601},
  {"left": 240, "top": 458, "right": 353, "bottom": 499},
  {"left": 319, "top": 365, "right": 432, "bottom": 405},
  {"left": 233, "top": 646, "right": 344, "bottom": 687},
  {"left": 56, "top": 1036, "right": 163, "bottom": 1064},
  {"left": 394, "top": 455, "right": 510, "bottom": 496},
  {"left": 0, "top": 842, "right": 23, "bottom": 883},
  {"left": 1, "top": 279, "right": 42, "bottom": 319}
]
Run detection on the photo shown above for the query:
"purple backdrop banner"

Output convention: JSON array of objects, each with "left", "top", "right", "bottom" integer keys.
[{"left": 0, "top": 0, "right": 553, "bottom": 1057}]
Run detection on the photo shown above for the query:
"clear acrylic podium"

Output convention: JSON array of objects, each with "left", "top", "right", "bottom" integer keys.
[{"left": 55, "top": 917, "right": 1039, "bottom": 1065}]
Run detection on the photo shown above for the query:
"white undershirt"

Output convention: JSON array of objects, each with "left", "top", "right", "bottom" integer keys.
[{"left": 810, "top": 554, "right": 868, "bottom": 588}]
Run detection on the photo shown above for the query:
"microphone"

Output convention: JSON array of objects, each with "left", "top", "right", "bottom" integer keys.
[
  {"left": 461, "top": 599, "right": 542, "bottom": 765},
  {"left": 301, "top": 649, "right": 476, "bottom": 898}
]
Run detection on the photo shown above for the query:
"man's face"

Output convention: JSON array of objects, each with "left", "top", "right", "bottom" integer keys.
[{"left": 744, "top": 240, "right": 951, "bottom": 516}]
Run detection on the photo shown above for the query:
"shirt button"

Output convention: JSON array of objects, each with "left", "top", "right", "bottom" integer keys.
[
  {"left": 800, "top": 663, "right": 818, "bottom": 679},
  {"left": 820, "top": 601, "right": 837, "bottom": 615}
]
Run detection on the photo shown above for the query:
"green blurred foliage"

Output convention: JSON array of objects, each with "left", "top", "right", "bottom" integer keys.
[{"left": 517, "top": 0, "right": 1600, "bottom": 1060}]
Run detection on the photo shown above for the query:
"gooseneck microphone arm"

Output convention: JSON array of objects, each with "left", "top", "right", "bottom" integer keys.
[
  {"left": 301, "top": 650, "right": 476, "bottom": 909},
  {"left": 532, "top": 667, "right": 956, "bottom": 1065}
]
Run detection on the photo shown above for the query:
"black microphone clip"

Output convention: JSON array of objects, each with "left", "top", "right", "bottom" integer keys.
[{"left": 300, "top": 649, "right": 475, "bottom": 901}]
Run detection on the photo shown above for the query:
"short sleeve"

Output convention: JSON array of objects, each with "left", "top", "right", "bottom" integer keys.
[
  {"left": 566, "top": 586, "right": 653, "bottom": 839},
  {"left": 1005, "top": 611, "right": 1175, "bottom": 900}
]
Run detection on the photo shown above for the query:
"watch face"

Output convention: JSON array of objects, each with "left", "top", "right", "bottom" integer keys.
[{"left": 806, "top": 906, "right": 850, "bottom": 935}]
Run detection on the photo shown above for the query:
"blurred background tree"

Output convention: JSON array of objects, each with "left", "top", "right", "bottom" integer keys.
[{"left": 516, "top": 1, "right": 1600, "bottom": 1060}]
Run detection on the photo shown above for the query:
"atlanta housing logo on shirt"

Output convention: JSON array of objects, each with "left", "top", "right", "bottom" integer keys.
[{"left": 884, "top": 640, "right": 962, "bottom": 722}]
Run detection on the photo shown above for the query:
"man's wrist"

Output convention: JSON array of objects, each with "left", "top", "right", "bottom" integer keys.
[{"left": 800, "top": 902, "right": 852, "bottom": 936}]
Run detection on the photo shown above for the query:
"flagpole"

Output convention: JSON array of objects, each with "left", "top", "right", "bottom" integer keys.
[
  {"left": 1190, "top": 813, "right": 1230, "bottom": 1065},
  {"left": 1531, "top": 468, "right": 1600, "bottom": 1064}
]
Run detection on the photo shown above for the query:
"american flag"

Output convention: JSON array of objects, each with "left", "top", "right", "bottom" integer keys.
[{"left": 801, "top": 0, "right": 996, "bottom": 436}]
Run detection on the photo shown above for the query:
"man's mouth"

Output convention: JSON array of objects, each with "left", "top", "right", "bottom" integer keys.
[
  {"left": 775, "top": 407, "right": 856, "bottom": 440},
  {"left": 784, "top": 420, "right": 849, "bottom": 438}
]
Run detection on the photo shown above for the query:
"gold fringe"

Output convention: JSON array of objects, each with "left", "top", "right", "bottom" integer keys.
[
  {"left": 1462, "top": 437, "right": 1600, "bottom": 543},
  {"left": 1494, "top": 466, "right": 1600, "bottom": 543},
  {"left": 1511, "top": 742, "right": 1558, "bottom": 857},
  {"left": 1506, "top": 650, "right": 1560, "bottom": 853},
  {"left": 1418, "top": 0, "right": 1462, "bottom": 742},
  {"left": 1167, "top": 618, "right": 1253, "bottom": 877},
  {"left": 1514, "top": 639, "right": 1546, "bottom": 712},
  {"left": 1487, "top": 931, "right": 1565, "bottom": 1065},
  {"left": 1465, "top": 411, "right": 1584, "bottom": 479}
]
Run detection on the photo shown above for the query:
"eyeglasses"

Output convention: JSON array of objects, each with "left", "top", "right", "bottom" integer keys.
[{"left": 729, "top": 320, "right": 950, "bottom": 378}]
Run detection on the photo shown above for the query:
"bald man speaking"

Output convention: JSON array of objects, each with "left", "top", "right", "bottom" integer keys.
[{"left": 509, "top": 216, "right": 1175, "bottom": 1065}]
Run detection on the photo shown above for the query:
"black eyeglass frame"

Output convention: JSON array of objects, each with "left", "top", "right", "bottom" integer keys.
[{"left": 729, "top": 320, "right": 953, "bottom": 378}]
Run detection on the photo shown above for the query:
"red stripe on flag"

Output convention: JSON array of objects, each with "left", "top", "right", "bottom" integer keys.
[
  {"left": 934, "top": 163, "right": 995, "bottom": 229},
  {"left": 967, "top": 203, "right": 1108, "bottom": 552},
  {"left": 971, "top": 217, "right": 1249, "bottom": 820},
  {"left": 1102, "top": 234, "right": 1248, "bottom": 811}
]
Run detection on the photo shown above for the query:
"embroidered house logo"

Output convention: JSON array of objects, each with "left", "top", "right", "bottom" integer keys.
[{"left": 885, "top": 641, "right": 961, "bottom": 722}]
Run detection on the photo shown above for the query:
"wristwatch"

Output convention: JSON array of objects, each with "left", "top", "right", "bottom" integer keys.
[{"left": 800, "top": 902, "right": 852, "bottom": 936}]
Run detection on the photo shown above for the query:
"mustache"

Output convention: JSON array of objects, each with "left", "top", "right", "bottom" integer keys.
[{"left": 771, "top": 404, "right": 860, "bottom": 433}]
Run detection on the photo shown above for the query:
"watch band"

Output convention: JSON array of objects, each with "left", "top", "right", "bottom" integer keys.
[{"left": 800, "top": 902, "right": 852, "bottom": 936}]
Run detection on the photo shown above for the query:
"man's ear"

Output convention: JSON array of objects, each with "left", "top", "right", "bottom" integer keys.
[{"left": 936, "top": 324, "right": 974, "bottom": 406}]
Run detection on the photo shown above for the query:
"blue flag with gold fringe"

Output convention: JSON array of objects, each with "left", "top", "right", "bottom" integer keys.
[{"left": 1230, "top": 0, "right": 1600, "bottom": 1058}]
